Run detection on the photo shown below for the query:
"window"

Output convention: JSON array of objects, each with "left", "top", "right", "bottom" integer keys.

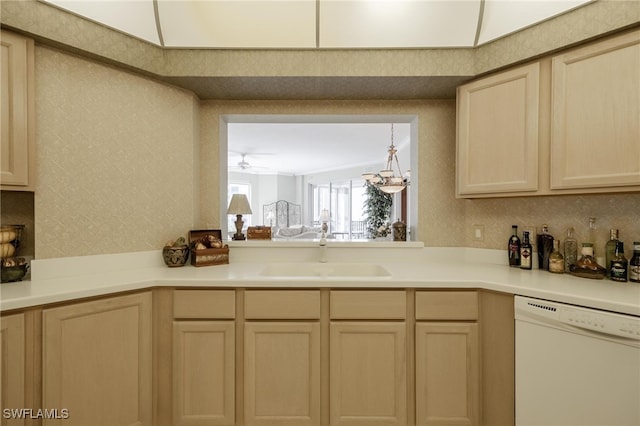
[
  {"left": 310, "top": 179, "right": 367, "bottom": 240},
  {"left": 223, "top": 115, "right": 418, "bottom": 241}
]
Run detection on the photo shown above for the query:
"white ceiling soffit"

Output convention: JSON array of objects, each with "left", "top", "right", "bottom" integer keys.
[
  {"left": 319, "top": 0, "right": 480, "bottom": 48},
  {"left": 477, "top": 0, "right": 593, "bottom": 45},
  {"left": 158, "top": 0, "right": 317, "bottom": 48},
  {"left": 45, "top": 0, "right": 161, "bottom": 45},
  {"left": 41, "top": 0, "right": 593, "bottom": 49}
]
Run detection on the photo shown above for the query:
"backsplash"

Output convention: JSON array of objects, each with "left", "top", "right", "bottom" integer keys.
[{"left": 465, "top": 193, "right": 640, "bottom": 258}]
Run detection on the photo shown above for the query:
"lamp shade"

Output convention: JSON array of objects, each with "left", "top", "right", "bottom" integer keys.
[
  {"left": 319, "top": 209, "right": 330, "bottom": 222},
  {"left": 227, "top": 194, "right": 252, "bottom": 215}
]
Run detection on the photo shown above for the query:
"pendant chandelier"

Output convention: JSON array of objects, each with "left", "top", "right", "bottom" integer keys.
[{"left": 361, "top": 124, "right": 408, "bottom": 194}]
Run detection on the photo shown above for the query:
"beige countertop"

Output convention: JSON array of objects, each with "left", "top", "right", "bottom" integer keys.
[{"left": 1, "top": 245, "right": 639, "bottom": 315}]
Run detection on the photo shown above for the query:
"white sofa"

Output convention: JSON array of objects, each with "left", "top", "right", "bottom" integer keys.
[{"left": 273, "top": 225, "right": 323, "bottom": 240}]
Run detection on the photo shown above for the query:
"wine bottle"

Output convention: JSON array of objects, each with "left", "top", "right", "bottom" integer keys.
[
  {"left": 549, "top": 240, "right": 564, "bottom": 274},
  {"left": 629, "top": 242, "right": 640, "bottom": 283},
  {"left": 520, "top": 231, "right": 532, "bottom": 270},
  {"left": 605, "top": 229, "right": 619, "bottom": 277},
  {"left": 508, "top": 225, "right": 521, "bottom": 267},
  {"left": 610, "top": 241, "right": 628, "bottom": 282},
  {"left": 536, "top": 225, "right": 554, "bottom": 271}
]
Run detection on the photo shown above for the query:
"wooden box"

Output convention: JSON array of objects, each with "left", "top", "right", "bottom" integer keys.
[
  {"left": 247, "top": 226, "right": 272, "bottom": 240},
  {"left": 188, "top": 229, "right": 229, "bottom": 266}
]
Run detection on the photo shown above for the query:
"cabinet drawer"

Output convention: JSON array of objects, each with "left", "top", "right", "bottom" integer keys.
[
  {"left": 244, "top": 290, "right": 321, "bottom": 319},
  {"left": 330, "top": 290, "right": 406, "bottom": 320},
  {"left": 173, "top": 290, "right": 236, "bottom": 319},
  {"left": 416, "top": 291, "right": 478, "bottom": 320}
]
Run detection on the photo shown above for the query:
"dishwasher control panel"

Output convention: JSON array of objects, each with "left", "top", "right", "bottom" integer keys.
[
  {"left": 562, "top": 308, "right": 640, "bottom": 340},
  {"left": 515, "top": 296, "right": 640, "bottom": 346}
]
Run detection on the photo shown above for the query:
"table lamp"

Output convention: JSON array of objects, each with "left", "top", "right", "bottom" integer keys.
[
  {"left": 227, "top": 194, "right": 252, "bottom": 240},
  {"left": 319, "top": 209, "right": 330, "bottom": 239}
]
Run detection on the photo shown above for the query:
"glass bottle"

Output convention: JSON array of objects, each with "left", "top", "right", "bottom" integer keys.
[
  {"left": 563, "top": 227, "right": 578, "bottom": 272},
  {"left": 549, "top": 240, "right": 565, "bottom": 274},
  {"left": 520, "top": 231, "right": 532, "bottom": 270},
  {"left": 588, "top": 217, "right": 597, "bottom": 256},
  {"left": 569, "top": 243, "right": 605, "bottom": 279},
  {"left": 536, "top": 224, "right": 554, "bottom": 271},
  {"left": 630, "top": 242, "right": 640, "bottom": 283},
  {"left": 605, "top": 229, "right": 620, "bottom": 277},
  {"left": 610, "top": 241, "right": 628, "bottom": 282},
  {"left": 508, "top": 225, "right": 521, "bottom": 267}
]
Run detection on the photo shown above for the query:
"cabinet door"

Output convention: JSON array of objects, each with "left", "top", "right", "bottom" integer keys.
[
  {"left": 0, "top": 30, "right": 34, "bottom": 190},
  {"left": 173, "top": 321, "right": 235, "bottom": 426},
  {"left": 457, "top": 62, "right": 540, "bottom": 196},
  {"left": 330, "top": 322, "right": 406, "bottom": 426},
  {"left": 551, "top": 30, "right": 640, "bottom": 190},
  {"left": 244, "top": 322, "right": 321, "bottom": 426},
  {"left": 42, "top": 292, "right": 152, "bottom": 426},
  {"left": 415, "top": 323, "right": 479, "bottom": 426},
  {"left": 1, "top": 314, "right": 25, "bottom": 426}
]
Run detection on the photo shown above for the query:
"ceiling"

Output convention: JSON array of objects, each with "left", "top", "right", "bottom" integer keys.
[
  {"left": 41, "top": 0, "right": 592, "bottom": 49},
  {"left": 228, "top": 122, "right": 411, "bottom": 176}
]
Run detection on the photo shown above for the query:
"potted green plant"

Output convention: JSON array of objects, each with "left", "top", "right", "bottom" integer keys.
[{"left": 363, "top": 182, "right": 393, "bottom": 239}]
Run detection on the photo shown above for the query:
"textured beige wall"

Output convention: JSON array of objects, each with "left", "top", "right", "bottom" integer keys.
[
  {"left": 35, "top": 47, "right": 199, "bottom": 258},
  {"left": 198, "top": 100, "right": 466, "bottom": 247},
  {"left": 26, "top": 46, "right": 640, "bottom": 258}
]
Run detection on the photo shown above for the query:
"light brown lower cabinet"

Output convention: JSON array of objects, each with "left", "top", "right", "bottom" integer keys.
[
  {"left": 244, "top": 321, "right": 321, "bottom": 426},
  {"left": 173, "top": 321, "right": 235, "bottom": 426},
  {"left": 1, "top": 313, "right": 25, "bottom": 426},
  {"left": 415, "top": 322, "right": 479, "bottom": 426},
  {"left": 330, "top": 321, "right": 407, "bottom": 426},
  {"left": 42, "top": 292, "right": 153, "bottom": 426},
  {"left": 415, "top": 291, "right": 481, "bottom": 426},
  {"left": 2, "top": 287, "right": 513, "bottom": 426}
]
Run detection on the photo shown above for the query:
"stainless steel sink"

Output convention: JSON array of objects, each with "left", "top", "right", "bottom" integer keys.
[{"left": 259, "top": 262, "right": 391, "bottom": 278}]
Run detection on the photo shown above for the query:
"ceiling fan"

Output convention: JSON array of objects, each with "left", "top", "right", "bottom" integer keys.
[
  {"left": 236, "top": 153, "right": 252, "bottom": 170},
  {"left": 229, "top": 153, "right": 271, "bottom": 172}
]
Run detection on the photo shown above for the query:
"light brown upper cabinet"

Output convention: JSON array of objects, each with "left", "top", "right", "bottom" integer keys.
[
  {"left": 550, "top": 30, "right": 640, "bottom": 190},
  {"left": 457, "top": 29, "right": 640, "bottom": 198},
  {"left": 456, "top": 62, "right": 540, "bottom": 196},
  {"left": 1, "top": 30, "right": 35, "bottom": 191}
]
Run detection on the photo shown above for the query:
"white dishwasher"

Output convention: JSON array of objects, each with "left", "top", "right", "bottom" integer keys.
[{"left": 515, "top": 296, "right": 640, "bottom": 426}]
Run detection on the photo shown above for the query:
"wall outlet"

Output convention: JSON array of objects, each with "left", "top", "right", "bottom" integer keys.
[
  {"left": 473, "top": 224, "right": 484, "bottom": 242},
  {"left": 522, "top": 226, "right": 537, "bottom": 245}
]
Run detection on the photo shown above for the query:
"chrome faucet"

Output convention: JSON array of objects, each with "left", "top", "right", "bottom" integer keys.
[{"left": 319, "top": 224, "right": 328, "bottom": 263}]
